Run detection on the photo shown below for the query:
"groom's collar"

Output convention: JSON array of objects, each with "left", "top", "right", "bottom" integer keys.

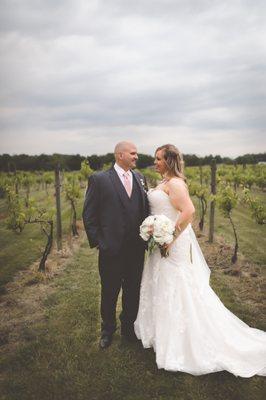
[{"left": 114, "top": 163, "right": 132, "bottom": 177}]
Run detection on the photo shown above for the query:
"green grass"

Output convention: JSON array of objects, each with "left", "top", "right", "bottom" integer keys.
[
  {"left": 0, "top": 186, "right": 85, "bottom": 292},
  {"left": 0, "top": 243, "right": 265, "bottom": 400}
]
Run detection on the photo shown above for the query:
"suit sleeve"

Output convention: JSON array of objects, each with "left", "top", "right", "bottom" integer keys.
[{"left": 82, "top": 174, "right": 100, "bottom": 248}]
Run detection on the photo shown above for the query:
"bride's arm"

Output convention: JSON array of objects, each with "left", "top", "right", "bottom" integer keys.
[{"left": 168, "top": 178, "right": 195, "bottom": 237}]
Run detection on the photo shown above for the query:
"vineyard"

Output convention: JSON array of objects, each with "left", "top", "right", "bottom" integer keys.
[
  {"left": 0, "top": 161, "right": 265, "bottom": 289},
  {"left": 0, "top": 161, "right": 265, "bottom": 399}
]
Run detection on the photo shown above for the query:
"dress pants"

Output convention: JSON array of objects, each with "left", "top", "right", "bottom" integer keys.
[{"left": 98, "top": 238, "right": 145, "bottom": 336}]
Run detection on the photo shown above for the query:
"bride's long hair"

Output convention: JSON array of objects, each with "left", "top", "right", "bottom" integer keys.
[{"left": 156, "top": 144, "right": 186, "bottom": 181}]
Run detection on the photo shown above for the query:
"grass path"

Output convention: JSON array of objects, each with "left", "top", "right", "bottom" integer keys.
[{"left": 0, "top": 237, "right": 265, "bottom": 400}]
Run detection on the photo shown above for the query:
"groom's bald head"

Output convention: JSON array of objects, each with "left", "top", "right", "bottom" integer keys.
[
  {"left": 114, "top": 141, "right": 138, "bottom": 171},
  {"left": 114, "top": 141, "right": 135, "bottom": 154}
]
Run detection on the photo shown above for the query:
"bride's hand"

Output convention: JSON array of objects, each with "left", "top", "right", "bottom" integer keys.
[
  {"left": 163, "top": 232, "right": 179, "bottom": 254},
  {"left": 163, "top": 240, "right": 174, "bottom": 254}
]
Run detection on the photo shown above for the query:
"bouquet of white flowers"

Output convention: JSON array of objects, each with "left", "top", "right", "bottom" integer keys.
[{"left": 140, "top": 214, "right": 176, "bottom": 258}]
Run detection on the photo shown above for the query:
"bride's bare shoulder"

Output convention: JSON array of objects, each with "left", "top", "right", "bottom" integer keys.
[
  {"left": 168, "top": 177, "right": 187, "bottom": 187},
  {"left": 167, "top": 177, "right": 188, "bottom": 195}
]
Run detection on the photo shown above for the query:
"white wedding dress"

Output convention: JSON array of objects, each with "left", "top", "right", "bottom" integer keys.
[{"left": 134, "top": 189, "right": 266, "bottom": 377}]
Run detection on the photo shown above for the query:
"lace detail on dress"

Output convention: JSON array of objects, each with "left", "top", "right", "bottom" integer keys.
[{"left": 134, "top": 189, "right": 266, "bottom": 377}]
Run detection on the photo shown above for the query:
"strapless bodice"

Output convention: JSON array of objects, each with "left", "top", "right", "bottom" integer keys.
[{"left": 148, "top": 189, "right": 180, "bottom": 223}]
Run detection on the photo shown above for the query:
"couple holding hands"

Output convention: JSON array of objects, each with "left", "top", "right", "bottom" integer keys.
[{"left": 83, "top": 141, "right": 266, "bottom": 377}]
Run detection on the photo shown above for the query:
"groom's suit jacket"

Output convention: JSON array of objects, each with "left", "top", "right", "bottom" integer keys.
[{"left": 82, "top": 167, "right": 149, "bottom": 255}]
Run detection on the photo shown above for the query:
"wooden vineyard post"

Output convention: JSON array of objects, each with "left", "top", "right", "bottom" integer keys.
[
  {"left": 55, "top": 163, "right": 62, "bottom": 251},
  {"left": 209, "top": 159, "right": 217, "bottom": 243},
  {"left": 199, "top": 161, "right": 203, "bottom": 186}
]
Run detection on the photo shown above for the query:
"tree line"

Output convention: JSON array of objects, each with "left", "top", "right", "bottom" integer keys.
[{"left": 0, "top": 152, "right": 265, "bottom": 172}]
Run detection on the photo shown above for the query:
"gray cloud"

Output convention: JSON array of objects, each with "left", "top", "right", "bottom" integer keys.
[{"left": 0, "top": 0, "right": 265, "bottom": 157}]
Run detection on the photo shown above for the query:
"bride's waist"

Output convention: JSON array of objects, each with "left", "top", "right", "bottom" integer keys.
[
  {"left": 176, "top": 224, "right": 192, "bottom": 238},
  {"left": 150, "top": 212, "right": 181, "bottom": 221}
]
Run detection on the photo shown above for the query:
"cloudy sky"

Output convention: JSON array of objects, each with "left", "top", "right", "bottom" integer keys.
[{"left": 0, "top": 0, "right": 265, "bottom": 157}]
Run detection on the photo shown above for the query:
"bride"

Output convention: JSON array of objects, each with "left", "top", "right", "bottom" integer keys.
[{"left": 134, "top": 144, "right": 266, "bottom": 377}]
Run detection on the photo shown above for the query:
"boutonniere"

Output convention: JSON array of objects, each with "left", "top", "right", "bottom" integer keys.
[{"left": 140, "top": 178, "right": 147, "bottom": 193}]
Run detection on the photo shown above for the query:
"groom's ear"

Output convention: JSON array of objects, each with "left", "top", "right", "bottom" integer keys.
[{"left": 117, "top": 152, "right": 123, "bottom": 161}]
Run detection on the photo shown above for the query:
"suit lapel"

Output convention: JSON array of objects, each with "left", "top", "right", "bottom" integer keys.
[
  {"left": 109, "top": 167, "right": 147, "bottom": 212},
  {"left": 108, "top": 167, "right": 129, "bottom": 209},
  {"left": 132, "top": 170, "right": 146, "bottom": 210}
]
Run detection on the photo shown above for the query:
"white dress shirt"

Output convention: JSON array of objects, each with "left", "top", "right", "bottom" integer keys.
[{"left": 114, "top": 163, "right": 133, "bottom": 193}]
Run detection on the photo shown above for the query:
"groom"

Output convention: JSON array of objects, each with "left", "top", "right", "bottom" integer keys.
[{"left": 82, "top": 141, "right": 149, "bottom": 349}]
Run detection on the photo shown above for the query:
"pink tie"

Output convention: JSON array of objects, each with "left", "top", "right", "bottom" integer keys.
[{"left": 123, "top": 172, "right": 132, "bottom": 197}]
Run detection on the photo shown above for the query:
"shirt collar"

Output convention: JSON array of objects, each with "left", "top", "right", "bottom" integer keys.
[{"left": 114, "top": 163, "right": 132, "bottom": 177}]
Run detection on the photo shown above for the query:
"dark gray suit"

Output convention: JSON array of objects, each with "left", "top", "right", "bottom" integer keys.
[{"left": 82, "top": 167, "right": 149, "bottom": 336}]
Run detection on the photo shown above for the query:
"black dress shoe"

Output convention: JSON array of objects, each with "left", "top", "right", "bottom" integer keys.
[{"left": 99, "top": 334, "right": 113, "bottom": 349}]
